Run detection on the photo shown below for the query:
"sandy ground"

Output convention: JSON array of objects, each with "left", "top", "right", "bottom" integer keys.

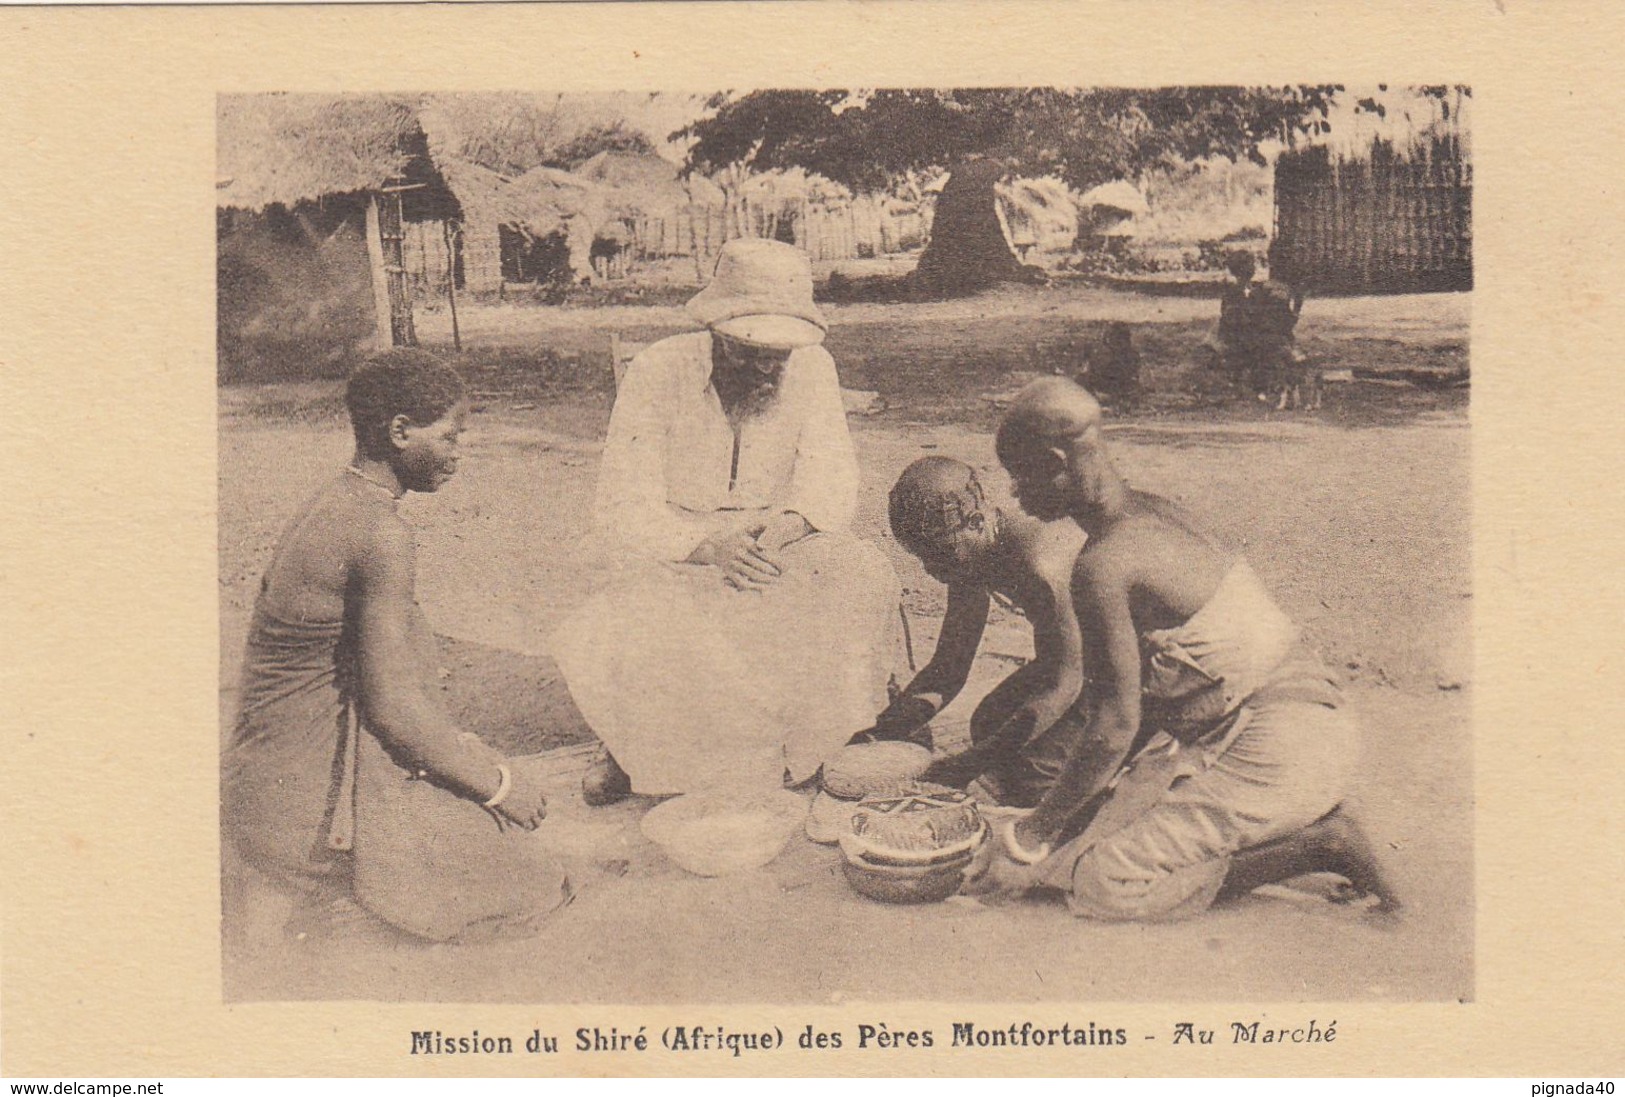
[
  {"left": 219, "top": 350, "right": 1471, "bottom": 1001},
  {"left": 219, "top": 286, "right": 1470, "bottom": 1002}
]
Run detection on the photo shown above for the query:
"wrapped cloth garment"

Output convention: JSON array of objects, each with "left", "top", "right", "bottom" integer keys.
[
  {"left": 222, "top": 603, "right": 569, "bottom": 942},
  {"left": 552, "top": 532, "right": 900, "bottom": 796},
  {"left": 1035, "top": 559, "right": 1356, "bottom": 921}
]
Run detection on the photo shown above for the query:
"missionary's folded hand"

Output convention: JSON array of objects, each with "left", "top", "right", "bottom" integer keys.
[
  {"left": 686, "top": 527, "right": 776, "bottom": 588},
  {"left": 688, "top": 527, "right": 784, "bottom": 591}
]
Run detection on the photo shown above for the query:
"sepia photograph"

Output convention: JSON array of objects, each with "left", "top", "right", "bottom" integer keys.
[{"left": 216, "top": 85, "right": 1474, "bottom": 1006}]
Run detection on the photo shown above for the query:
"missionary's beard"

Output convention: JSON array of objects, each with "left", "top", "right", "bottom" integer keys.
[{"left": 714, "top": 368, "right": 784, "bottom": 421}]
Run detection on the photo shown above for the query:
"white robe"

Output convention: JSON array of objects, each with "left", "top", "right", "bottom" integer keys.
[{"left": 552, "top": 332, "right": 899, "bottom": 795}]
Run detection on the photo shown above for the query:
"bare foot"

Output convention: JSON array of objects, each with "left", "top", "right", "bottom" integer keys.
[
  {"left": 582, "top": 748, "right": 632, "bottom": 807},
  {"left": 1305, "top": 808, "right": 1403, "bottom": 914}
]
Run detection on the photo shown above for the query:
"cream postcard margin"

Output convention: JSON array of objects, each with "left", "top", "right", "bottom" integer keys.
[{"left": 3, "top": 0, "right": 1622, "bottom": 1078}]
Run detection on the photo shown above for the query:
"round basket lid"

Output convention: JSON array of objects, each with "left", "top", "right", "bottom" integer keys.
[{"left": 822, "top": 741, "right": 933, "bottom": 799}]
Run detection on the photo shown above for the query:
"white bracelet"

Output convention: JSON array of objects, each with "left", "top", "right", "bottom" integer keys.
[
  {"left": 1001, "top": 817, "right": 1051, "bottom": 866},
  {"left": 482, "top": 763, "right": 512, "bottom": 809}
]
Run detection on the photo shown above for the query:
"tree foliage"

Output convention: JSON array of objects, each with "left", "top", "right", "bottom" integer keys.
[
  {"left": 1354, "top": 84, "right": 1472, "bottom": 124},
  {"left": 552, "top": 121, "right": 658, "bottom": 169},
  {"left": 677, "top": 87, "right": 1346, "bottom": 193},
  {"left": 422, "top": 93, "right": 659, "bottom": 176}
]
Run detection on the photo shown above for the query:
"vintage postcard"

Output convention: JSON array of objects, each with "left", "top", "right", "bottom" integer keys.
[{"left": 3, "top": 0, "right": 1622, "bottom": 1081}]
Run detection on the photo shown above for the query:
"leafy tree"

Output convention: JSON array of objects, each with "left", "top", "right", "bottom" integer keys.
[
  {"left": 421, "top": 93, "right": 660, "bottom": 176},
  {"left": 677, "top": 87, "right": 1343, "bottom": 295},
  {"left": 552, "top": 121, "right": 658, "bottom": 169}
]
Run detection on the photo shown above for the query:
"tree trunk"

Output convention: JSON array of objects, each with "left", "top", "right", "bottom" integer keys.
[{"left": 911, "top": 159, "right": 1026, "bottom": 298}]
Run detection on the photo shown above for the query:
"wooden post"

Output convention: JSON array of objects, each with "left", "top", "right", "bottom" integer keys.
[
  {"left": 443, "top": 220, "right": 462, "bottom": 352},
  {"left": 371, "top": 187, "right": 417, "bottom": 347},
  {"left": 364, "top": 194, "right": 394, "bottom": 348},
  {"left": 384, "top": 190, "right": 417, "bottom": 346},
  {"left": 688, "top": 207, "right": 706, "bottom": 283}
]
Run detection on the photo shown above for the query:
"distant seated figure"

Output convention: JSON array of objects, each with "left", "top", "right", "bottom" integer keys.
[
  {"left": 222, "top": 350, "right": 571, "bottom": 944},
  {"left": 1203, "top": 250, "right": 1308, "bottom": 404},
  {"left": 1204, "top": 248, "right": 1257, "bottom": 371},
  {"left": 1081, "top": 321, "right": 1141, "bottom": 400},
  {"left": 865, "top": 457, "right": 1088, "bottom": 807},
  {"left": 553, "top": 239, "right": 900, "bottom": 804}
]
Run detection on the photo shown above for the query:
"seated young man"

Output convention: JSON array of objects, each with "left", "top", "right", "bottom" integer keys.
[
  {"left": 554, "top": 239, "right": 898, "bottom": 805},
  {"left": 861, "top": 457, "right": 1087, "bottom": 807},
  {"left": 1202, "top": 249, "right": 1258, "bottom": 377},
  {"left": 1203, "top": 249, "right": 1309, "bottom": 405},
  {"left": 973, "top": 377, "right": 1398, "bottom": 920},
  {"left": 222, "top": 349, "right": 570, "bottom": 944}
]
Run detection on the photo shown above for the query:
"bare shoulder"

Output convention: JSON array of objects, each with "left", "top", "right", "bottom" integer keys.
[
  {"left": 1008, "top": 516, "right": 1086, "bottom": 592},
  {"left": 1132, "top": 490, "right": 1232, "bottom": 554},
  {"left": 340, "top": 491, "right": 416, "bottom": 590},
  {"left": 1073, "top": 528, "right": 1139, "bottom": 591},
  {"left": 260, "top": 478, "right": 407, "bottom": 612}
]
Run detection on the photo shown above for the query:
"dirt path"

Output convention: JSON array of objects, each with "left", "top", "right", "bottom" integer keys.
[
  {"left": 416, "top": 283, "right": 1468, "bottom": 350},
  {"left": 220, "top": 397, "right": 1470, "bottom": 1003}
]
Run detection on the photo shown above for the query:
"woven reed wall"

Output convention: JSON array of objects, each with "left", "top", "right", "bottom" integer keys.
[{"left": 1271, "top": 134, "right": 1472, "bottom": 295}]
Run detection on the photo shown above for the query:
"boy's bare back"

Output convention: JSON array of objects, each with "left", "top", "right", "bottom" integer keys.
[{"left": 994, "top": 511, "right": 1087, "bottom": 651}]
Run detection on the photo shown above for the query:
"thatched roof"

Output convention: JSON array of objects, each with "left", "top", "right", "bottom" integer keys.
[
  {"left": 1078, "top": 180, "right": 1150, "bottom": 217},
  {"left": 216, "top": 93, "right": 424, "bottom": 211},
  {"left": 575, "top": 149, "right": 724, "bottom": 217},
  {"left": 998, "top": 176, "right": 1081, "bottom": 252},
  {"left": 435, "top": 157, "right": 606, "bottom": 238}
]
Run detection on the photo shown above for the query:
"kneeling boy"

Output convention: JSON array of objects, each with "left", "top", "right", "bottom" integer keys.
[
  {"left": 977, "top": 378, "right": 1397, "bottom": 919},
  {"left": 860, "top": 456, "right": 1087, "bottom": 807}
]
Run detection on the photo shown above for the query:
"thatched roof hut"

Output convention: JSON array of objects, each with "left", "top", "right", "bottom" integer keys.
[
  {"left": 434, "top": 158, "right": 601, "bottom": 235},
  {"left": 996, "top": 176, "right": 1081, "bottom": 262},
  {"left": 216, "top": 93, "right": 453, "bottom": 218},
  {"left": 433, "top": 158, "right": 608, "bottom": 287},
  {"left": 216, "top": 93, "right": 453, "bottom": 377},
  {"left": 575, "top": 150, "right": 723, "bottom": 218}
]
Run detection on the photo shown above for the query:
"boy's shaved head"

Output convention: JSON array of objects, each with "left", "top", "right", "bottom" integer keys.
[
  {"left": 889, "top": 456, "right": 985, "bottom": 555},
  {"left": 996, "top": 377, "right": 1102, "bottom": 462},
  {"left": 995, "top": 378, "right": 1108, "bottom": 522}
]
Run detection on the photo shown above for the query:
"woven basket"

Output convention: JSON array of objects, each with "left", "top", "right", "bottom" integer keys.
[{"left": 847, "top": 782, "right": 983, "bottom": 854}]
